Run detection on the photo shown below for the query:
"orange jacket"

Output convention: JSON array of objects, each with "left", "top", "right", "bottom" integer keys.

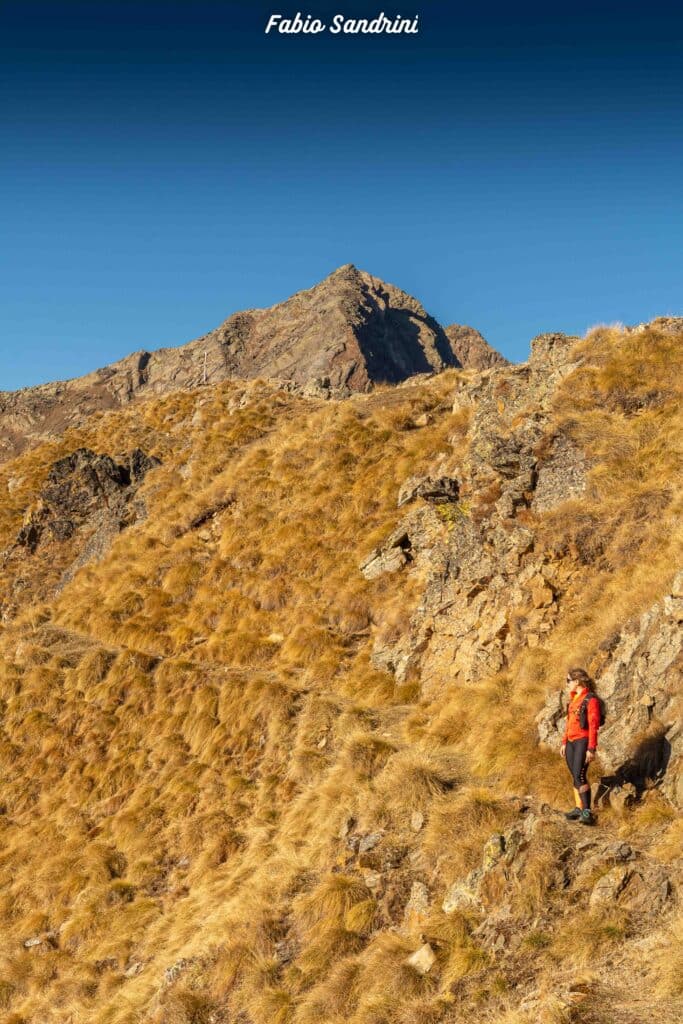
[{"left": 562, "top": 686, "right": 600, "bottom": 751}]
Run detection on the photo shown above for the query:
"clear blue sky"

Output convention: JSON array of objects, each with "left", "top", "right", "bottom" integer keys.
[{"left": 2, "top": 1, "right": 682, "bottom": 388}]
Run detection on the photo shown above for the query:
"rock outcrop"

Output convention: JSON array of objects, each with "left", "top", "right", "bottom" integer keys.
[
  {"left": 2, "top": 447, "right": 160, "bottom": 616},
  {"left": 16, "top": 447, "right": 159, "bottom": 556},
  {"left": 442, "top": 799, "right": 673, "bottom": 926},
  {"left": 445, "top": 323, "right": 509, "bottom": 370},
  {"left": 369, "top": 331, "right": 585, "bottom": 691}
]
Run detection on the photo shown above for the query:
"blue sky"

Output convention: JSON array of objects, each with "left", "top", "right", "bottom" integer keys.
[{"left": 2, "top": 1, "right": 682, "bottom": 388}]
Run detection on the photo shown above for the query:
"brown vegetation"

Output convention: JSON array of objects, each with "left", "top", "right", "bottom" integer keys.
[{"left": 0, "top": 322, "right": 681, "bottom": 1023}]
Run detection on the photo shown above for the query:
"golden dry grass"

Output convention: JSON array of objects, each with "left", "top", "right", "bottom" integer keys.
[{"left": 0, "top": 324, "right": 681, "bottom": 1023}]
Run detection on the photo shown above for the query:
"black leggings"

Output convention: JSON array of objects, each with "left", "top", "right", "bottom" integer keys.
[{"left": 565, "top": 738, "right": 591, "bottom": 809}]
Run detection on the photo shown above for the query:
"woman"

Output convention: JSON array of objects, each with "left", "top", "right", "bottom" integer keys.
[{"left": 560, "top": 667, "right": 601, "bottom": 824}]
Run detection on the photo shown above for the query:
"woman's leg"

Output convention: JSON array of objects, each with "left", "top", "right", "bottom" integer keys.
[
  {"left": 566, "top": 739, "right": 591, "bottom": 809},
  {"left": 576, "top": 738, "right": 591, "bottom": 810},
  {"left": 565, "top": 741, "right": 582, "bottom": 808}
]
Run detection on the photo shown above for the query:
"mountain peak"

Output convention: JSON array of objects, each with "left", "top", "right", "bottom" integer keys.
[
  {"left": 329, "top": 261, "right": 358, "bottom": 274},
  {"left": 0, "top": 267, "right": 506, "bottom": 462},
  {"left": 198, "top": 264, "right": 462, "bottom": 392}
]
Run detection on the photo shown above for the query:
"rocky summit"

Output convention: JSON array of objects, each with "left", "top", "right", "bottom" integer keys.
[
  {"left": 0, "top": 302, "right": 681, "bottom": 1024},
  {"left": 0, "top": 265, "right": 504, "bottom": 463}
]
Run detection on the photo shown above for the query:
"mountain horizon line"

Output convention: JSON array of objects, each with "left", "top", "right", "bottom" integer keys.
[
  {"left": 0, "top": 262, "right": 511, "bottom": 462},
  {"left": 4, "top": 263, "right": 508, "bottom": 396},
  {"left": 3, "top": 261, "right": 678, "bottom": 467}
]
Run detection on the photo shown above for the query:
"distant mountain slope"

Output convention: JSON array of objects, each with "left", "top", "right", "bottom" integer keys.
[{"left": 0, "top": 265, "right": 507, "bottom": 462}]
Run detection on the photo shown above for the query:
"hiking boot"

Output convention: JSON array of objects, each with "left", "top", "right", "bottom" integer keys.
[
  {"left": 580, "top": 809, "right": 594, "bottom": 825},
  {"left": 564, "top": 808, "right": 582, "bottom": 821}
]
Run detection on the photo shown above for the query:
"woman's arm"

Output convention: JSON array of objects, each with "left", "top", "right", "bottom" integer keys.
[{"left": 587, "top": 696, "right": 600, "bottom": 752}]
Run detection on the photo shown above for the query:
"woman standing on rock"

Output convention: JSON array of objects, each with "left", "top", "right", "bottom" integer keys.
[{"left": 560, "top": 667, "right": 602, "bottom": 825}]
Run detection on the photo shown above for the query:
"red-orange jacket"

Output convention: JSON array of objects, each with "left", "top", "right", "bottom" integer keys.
[{"left": 562, "top": 686, "right": 600, "bottom": 751}]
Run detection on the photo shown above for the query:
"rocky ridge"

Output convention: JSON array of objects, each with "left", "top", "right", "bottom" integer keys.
[
  {"left": 366, "top": 331, "right": 586, "bottom": 691},
  {"left": 0, "top": 265, "right": 506, "bottom": 463}
]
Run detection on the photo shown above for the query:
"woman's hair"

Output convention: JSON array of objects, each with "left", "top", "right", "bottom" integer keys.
[{"left": 567, "top": 666, "right": 593, "bottom": 688}]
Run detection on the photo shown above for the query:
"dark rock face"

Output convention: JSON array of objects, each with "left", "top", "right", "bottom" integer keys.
[
  {"left": 129, "top": 448, "right": 161, "bottom": 483},
  {"left": 16, "top": 447, "right": 160, "bottom": 556}
]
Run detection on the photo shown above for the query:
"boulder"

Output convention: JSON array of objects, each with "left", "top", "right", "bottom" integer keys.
[
  {"left": 363, "top": 871, "right": 382, "bottom": 891},
  {"left": 402, "top": 881, "right": 430, "bottom": 934},
  {"left": 360, "top": 544, "right": 410, "bottom": 581},
  {"left": 442, "top": 876, "right": 482, "bottom": 914},
  {"left": 360, "top": 525, "right": 412, "bottom": 580},
  {"left": 481, "top": 834, "right": 506, "bottom": 871},
  {"left": 410, "top": 810, "right": 424, "bottom": 832},
  {"left": 589, "top": 863, "right": 671, "bottom": 916},
  {"left": 442, "top": 828, "right": 513, "bottom": 915},
  {"left": 536, "top": 690, "right": 566, "bottom": 748},
  {"left": 405, "top": 942, "right": 436, "bottom": 975},
  {"left": 358, "top": 832, "right": 384, "bottom": 855},
  {"left": 471, "top": 906, "right": 516, "bottom": 953},
  {"left": 531, "top": 582, "right": 554, "bottom": 608},
  {"left": 397, "top": 474, "right": 460, "bottom": 508},
  {"left": 532, "top": 434, "right": 590, "bottom": 513}
]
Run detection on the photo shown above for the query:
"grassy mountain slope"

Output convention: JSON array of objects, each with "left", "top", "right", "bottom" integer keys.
[{"left": 0, "top": 322, "right": 681, "bottom": 1024}]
